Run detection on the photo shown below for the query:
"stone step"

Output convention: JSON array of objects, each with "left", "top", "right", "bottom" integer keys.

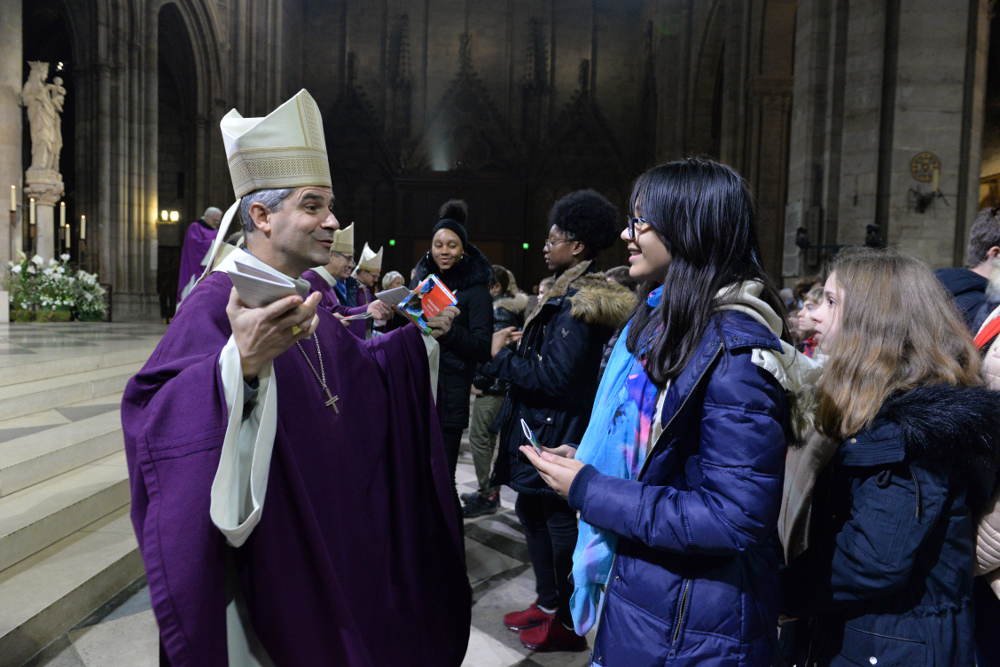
[
  {"left": 0, "top": 403, "right": 124, "bottom": 497},
  {"left": 0, "top": 344, "right": 151, "bottom": 388},
  {"left": 0, "top": 451, "right": 130, "bottom": 573},
  {"left": 0, "top": 363, "right": 138, "bottom": 421},
  {"left": 0, "top": 508, "right": 142, "bottom": 667}
]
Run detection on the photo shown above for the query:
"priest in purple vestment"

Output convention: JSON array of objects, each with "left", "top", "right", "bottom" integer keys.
[
  {"left": 301, "top": 223, "right": 378, "bottom": 338},
  {"left": 121, "top": 89, "right": 470, "bottom": 666},
  {"left": 176, "top": 206, "right": 223, "bottom": 303}
]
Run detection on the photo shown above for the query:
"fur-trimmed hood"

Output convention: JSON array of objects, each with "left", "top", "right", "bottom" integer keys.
[
  {"left": 495, "top": 291, "right": 529, "bottom": 315},
  {"left": 867, "top": 384, "right": 1000, "bottom": 510},
  {"left": 412, "top": 242, "right": 492, "bottom": 292},
  {"left": 527, "top": 260, "right": 637, "bottom": 330},
  {"left": 881, "top": 384, "right": 1000, "bottom": 461}
]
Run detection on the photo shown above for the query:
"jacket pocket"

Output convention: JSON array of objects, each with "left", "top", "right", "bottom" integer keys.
[{"left": 834, "top": 625, "right": 927, "bottom": 666}]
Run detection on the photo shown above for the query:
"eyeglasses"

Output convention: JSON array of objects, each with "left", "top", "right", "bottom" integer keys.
[
  {"left": 626, "top": 216, "right": 650, "bottom": 241},
  {"left": 543, "top": 236, "right": 574, "bottom": 249}
]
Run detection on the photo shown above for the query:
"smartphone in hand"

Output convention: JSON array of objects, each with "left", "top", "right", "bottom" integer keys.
[{"left": 520, "top": 418, "right": 543, "bottom": 455}]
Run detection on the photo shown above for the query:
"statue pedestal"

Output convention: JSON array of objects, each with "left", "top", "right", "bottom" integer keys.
[{"left": 25, "top": 169, "right": 63, "bottom": 260}]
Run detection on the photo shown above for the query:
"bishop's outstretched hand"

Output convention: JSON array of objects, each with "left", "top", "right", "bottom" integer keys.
[{"left": 227, "top": 288, "right": 321, "bottom": 379}]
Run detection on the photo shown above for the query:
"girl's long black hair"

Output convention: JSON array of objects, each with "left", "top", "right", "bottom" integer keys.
[{"left": 626, "top": 158, "right": 788, "bottom": 386}]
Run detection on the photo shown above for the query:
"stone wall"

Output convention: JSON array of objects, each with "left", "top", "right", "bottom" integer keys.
[{"left": 785, "top": 0, "right": 991, "bottom": 279}]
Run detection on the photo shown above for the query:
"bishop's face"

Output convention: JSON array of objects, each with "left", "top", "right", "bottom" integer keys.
[
  {"left": 327, "top": 251, "right": 351, "bottom": 278},
  {"left": 253, "top": 187, "right": 339, "bottom": 277},
  {"left": 356, "top": 268, "right": 378, "bottom": 289}
]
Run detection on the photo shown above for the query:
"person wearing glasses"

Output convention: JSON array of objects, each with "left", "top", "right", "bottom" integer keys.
[
  {"left": 302, "top": 223, "right": 387, "bottom": 337},
  {"left": 521, "top": 159, "right": 793, "bottom": 665},
  {"left": 482, "top": 189, "right": 635, "bottom": 652}
]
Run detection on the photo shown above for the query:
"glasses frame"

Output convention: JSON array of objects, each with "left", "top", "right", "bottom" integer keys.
[
  {"left": 626, "top": 216, "right": 650, "bottom": 241},
  {"left": 543, "top": 235, "right": 575, "bottom": 250}
]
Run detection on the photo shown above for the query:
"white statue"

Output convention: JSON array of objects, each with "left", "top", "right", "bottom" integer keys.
[
  {"left": 48, "top": 76, "right": 66, "bottom": 171},
  {"left": 21, "top": 61, "right": 65, "bottom": 173}
]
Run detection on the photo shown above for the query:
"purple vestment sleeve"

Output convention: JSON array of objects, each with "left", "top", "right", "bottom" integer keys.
[
  {"left": 301, "top": 269, "right": 368, "bottom": 338},
  {"left": 122, "top": 277, "right": 232, "bottom": 665}
]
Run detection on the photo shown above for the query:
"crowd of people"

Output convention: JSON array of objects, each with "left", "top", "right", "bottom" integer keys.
[{"left": 128, "top": 89, "right": 1000, "bottom": 665}]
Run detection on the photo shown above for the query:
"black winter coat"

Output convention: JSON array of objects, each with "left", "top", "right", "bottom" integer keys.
[
  {"left": 473, "top": 292, "right": 530, "bottom": 396},
  {"left": 783, "top": 384, "right": 1000, "bottom": 666},
  {"left": 481, "top": 260, "right": 636, "bottom": 495},
  {"left": 412, "top": 244, "right": 494, "bottom": 432},
  {"left": 935, "top": 267, "right": 987, "bottom": 332}
]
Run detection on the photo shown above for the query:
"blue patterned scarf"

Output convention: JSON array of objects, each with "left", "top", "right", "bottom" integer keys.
[{"left": 569, "top": 287, "right": 662, "bottom": 635}]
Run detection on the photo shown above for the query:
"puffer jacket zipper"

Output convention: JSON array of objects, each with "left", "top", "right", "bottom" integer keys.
[{"left": 670, "top": 579, "right": 692, "bottom": 649}]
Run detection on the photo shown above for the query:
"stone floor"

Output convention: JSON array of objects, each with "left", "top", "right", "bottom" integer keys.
[
  {"left": 28, "top": 462, "right": 595, "bottom": 667},
  {"left": 3, "top": 322, "right": 595, "bottom": 667}
]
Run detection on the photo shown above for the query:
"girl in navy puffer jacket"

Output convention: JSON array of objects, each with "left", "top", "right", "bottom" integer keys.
[
  {"left": 782, "top": 249, "right": 1000, "bottom": 666},
  {"left": 523, "top": 158, "right": 793, "bottom": 665}
]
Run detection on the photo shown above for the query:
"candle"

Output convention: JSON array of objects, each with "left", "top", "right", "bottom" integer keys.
[
  {"left": 9, "top": 185, "right": 15, "bottom": 212},
  {"left": 29, "top": 197, "right": 35, "bottom": 226},
  {"left": 932, "top": 166, "right": 940, "bottom": 192},
  {"left": 80, "top": 214, "right": 86, "bottom": 240},
  {"left": 59, "top": 201, "right": 65, "bottom": 226}
]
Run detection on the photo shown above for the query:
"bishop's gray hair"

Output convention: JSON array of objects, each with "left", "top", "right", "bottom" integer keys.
[{"left": 240, "top": 188, "right": 294, "bottom": 233}]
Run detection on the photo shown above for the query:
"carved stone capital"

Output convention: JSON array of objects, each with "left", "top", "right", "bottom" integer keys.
[{"left": 24, "top": 168, "right": 64, "bottom": 205}]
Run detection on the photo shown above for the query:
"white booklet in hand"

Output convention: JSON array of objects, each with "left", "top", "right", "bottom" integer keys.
[
  {"left": 375, "top": 286, "right": 412, "bottom": 308},
  {"left": 339, "top": 286, "right": 413, "bottom": 321},
  {"left": 227, "top": 260, "right": 310, "bottom": 308}
]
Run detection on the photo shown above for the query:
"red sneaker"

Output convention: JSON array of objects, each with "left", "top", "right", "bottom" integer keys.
[
  {"left": 519, "top": 617, "right": 588, "bottom": 652},
  {"left": 503, "top": 603, "right": 553, "bottom": 631}
]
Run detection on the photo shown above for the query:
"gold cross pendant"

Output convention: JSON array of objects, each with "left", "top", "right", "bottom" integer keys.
[{"left": 324, "top": 392, "right": 340, "bottom": 414}]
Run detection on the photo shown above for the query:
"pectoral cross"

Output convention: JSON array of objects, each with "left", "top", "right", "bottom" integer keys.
[{"left": 323, "top": 390, "right": 340, "bottom": 414}]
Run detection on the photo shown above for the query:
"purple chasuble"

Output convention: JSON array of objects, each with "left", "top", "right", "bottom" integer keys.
[
  {"left": 176, "top": 220, "right": 217, "bottom": 302},
  {"left": 121, "top": 271, "right": 470, "bottom": 666},
  {"left": 301, "top": 269, "right": 368, "bottom": 338}
]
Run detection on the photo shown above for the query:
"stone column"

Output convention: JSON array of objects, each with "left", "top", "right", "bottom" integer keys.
[
  {"left": 0, "top": 1, "right": 22, "bottom": 323},
  {"left": 25, "top": 172, "right": 63, "bottom": 260}
]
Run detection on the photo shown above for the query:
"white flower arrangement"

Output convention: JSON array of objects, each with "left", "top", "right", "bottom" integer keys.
[{"left": 3, "top": 252, "right": 107, "bottom": 319}]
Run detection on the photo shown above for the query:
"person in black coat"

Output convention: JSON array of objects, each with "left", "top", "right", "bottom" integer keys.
[
  {"left": 412, "top": 200, "right": 494, "bottom": 486},
  {"left": 462, "top": 265, "right": 530, "bottom": 518},
  {"left": 480, "top": 190, "right": 636, "bottom": 652},
  {"left": 783, "top": 248, "right": 1000, "bottom": 666},
  {"left": 935, "top": 206, "right": 1000, "bottom": 331}
]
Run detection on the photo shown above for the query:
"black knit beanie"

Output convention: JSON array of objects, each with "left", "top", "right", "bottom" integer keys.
[{"left": 433, "top": 199, "right": 469, "bottom": 248}]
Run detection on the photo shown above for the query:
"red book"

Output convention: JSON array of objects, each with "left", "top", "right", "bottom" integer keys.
[{"left": 397, "top": 274, "right": 458, "bottom": 333}]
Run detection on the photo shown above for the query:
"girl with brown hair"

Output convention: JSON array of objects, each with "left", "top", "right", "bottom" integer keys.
[{"left": 783, "top": 248, "right": 1000, "bottom": 665}]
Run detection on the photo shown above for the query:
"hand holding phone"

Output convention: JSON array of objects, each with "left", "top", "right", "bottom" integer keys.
[{"left": 520, "top": 418, "right": 543, "bottom": 455}]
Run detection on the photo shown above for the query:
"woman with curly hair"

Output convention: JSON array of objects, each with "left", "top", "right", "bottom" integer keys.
[{"left": 481, "top": 189, "right": 636, "bottom": 653}]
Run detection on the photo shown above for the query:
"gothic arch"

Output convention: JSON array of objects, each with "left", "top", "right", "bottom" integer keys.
[{"left": 409, "top": 34, "right": 521, "bottom": 174}]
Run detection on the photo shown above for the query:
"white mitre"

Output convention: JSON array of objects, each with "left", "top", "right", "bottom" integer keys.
[
  {"left": 331, "top": 223, "right": 354, "bottom": 257},
  {"left": 200, "top": 89, "right": 332, "bottom": 280},
  {"left": 355, "top": 243, "right": 383, "bottom": 274}
]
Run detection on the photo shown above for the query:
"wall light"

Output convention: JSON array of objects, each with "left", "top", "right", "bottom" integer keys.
[
  {"left": 169, "top": 210, "right": 180, "bottom": 222},
  {"left": 160, "top": 210, "right": 168, "bottom": 222}
]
